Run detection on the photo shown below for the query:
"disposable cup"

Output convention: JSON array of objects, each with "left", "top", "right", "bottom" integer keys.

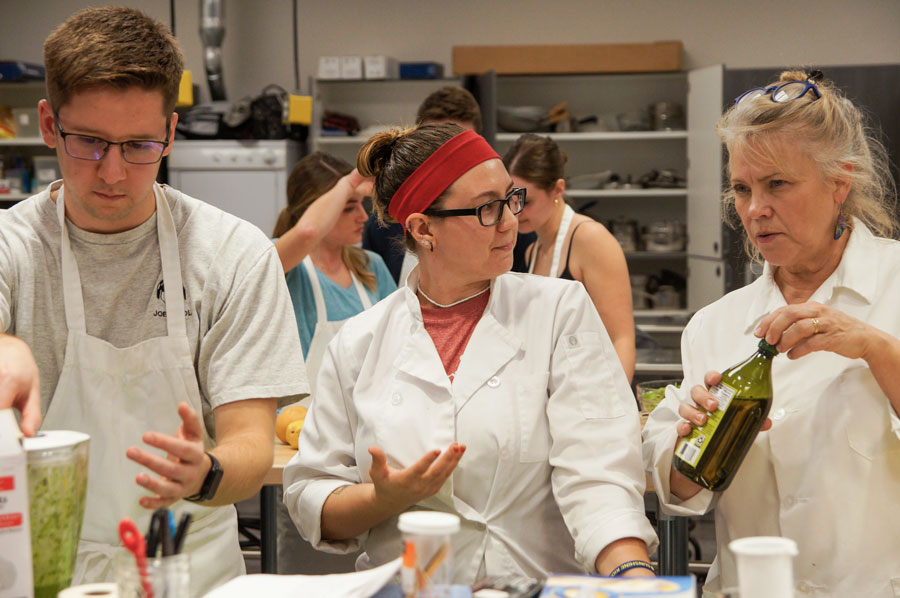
[{"left": 729, "top": 536, "right": 797, "bottom": 598}]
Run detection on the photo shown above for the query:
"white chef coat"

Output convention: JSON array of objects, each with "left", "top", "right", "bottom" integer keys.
[
  {"left": 642, "top": 221, "right": 900, "bottom": 598},
  {"left": 284, "top": 269, "right": 657, "bottom": 583}
]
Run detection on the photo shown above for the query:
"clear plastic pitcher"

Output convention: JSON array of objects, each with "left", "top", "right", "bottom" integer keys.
[{"left": 24, "top": 430, "right": 90, "bottom": 598}]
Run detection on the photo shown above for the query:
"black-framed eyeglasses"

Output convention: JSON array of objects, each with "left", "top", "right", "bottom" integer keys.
[
  {"left": 424, "top": 187, "right": 526, "bottom": 227},
  {"left": 734, "top": 79, "right": 822, "bottom": 106},
  {"left": 54, "top": 115, "right": 170, "bottom": 164}
]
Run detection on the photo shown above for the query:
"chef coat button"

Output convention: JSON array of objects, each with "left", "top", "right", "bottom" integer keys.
[
  {"left": 568, "top": 336, "right": 578, "bottom": 346},
  {"left": 783, "top": 495, "right": 795, "bottom": 507},
  {"left": 474, "top": 522, "right": 486, "bottom": 530},
  {"left": 391, "top": 393, "right": 402, "bottom": 405},
  {"left": 772, "top": 408, "right": 786, "bottom": 420},
  {"left": 500, "top": 448, "right": 510, "bottom": 460},
  {"left": 487, "top": 376, "right": 500, "bottom": 388},
  {"left": 797, "top": 581, "right": 811, "bottom": 594}
]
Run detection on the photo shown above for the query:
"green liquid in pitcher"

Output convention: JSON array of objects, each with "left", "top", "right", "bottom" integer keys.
[{"left": 28, "top": 447, "right": 89, "bottom": 598}]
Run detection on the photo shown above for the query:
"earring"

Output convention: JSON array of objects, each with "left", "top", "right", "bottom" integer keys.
[
  {"left": 554, "top": 198, "right": 559, "bottom": 205},
  {"left": 834, "top": 212, "right": 847, "bottom": 240},
  {"left": 419, "top": 239, "right": 431, "bottom": 247}
]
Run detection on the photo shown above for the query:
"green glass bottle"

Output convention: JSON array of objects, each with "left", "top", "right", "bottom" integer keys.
[{"left": 673, "top": 339, "right": 778, "bottom": 491}]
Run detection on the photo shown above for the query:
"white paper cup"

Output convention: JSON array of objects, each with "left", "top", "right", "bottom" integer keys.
[{"left": 729, "top": 536, "right": 797, "bottom": 598}]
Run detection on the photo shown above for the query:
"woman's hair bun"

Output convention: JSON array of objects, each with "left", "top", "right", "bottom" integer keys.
[{"left": 358, "top": 128, "right": 406, "bottom": 178}]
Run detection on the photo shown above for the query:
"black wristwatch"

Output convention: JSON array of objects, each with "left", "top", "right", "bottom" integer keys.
[{"left": 185, "top": 452, "right": 223, "bottom": 503}]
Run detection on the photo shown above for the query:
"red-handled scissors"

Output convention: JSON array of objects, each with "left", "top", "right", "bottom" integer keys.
[{"left": 119, "top": 518, "right": 154, "bottom": 598}]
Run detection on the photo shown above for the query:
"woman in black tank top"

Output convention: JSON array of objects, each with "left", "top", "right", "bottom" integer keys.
[{"left": 504, "top": 134, "right": 636, "bottom": 381}]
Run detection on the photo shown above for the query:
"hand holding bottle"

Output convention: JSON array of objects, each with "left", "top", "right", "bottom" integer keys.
[
  {"left": 671, "top": 339, "right": 778, "bottom": 491},
  {"left": 675, "top": 370, "right": 773, "bottom": 438}
]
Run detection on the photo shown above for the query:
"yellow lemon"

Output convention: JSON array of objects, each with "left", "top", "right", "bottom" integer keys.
[
  {"left": 286, "top": 417, "right": 305, "bottom": 450},
  {"left": 276, "top": 405, "right": 308, "bottom": 444}
]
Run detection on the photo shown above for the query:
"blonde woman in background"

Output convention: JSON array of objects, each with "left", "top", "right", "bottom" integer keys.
[
  {"left": 504, "top": 134, "right": 635, "bottom": 381},
  {"left": 273, "top": 151, "right": 396, "bottom": 392},
  {"left": 642, "top": 70, "right": 900, "bottom": 597},
  {"left": 271, "top": 151, "right": 396, "bottom": 574}
]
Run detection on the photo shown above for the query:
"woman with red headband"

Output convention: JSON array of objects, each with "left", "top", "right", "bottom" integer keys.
[{"left": 283, "top": 123, "right": 657, "bottom": 582}]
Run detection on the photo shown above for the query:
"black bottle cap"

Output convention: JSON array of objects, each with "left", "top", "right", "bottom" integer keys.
[{"left": 758, "top": 338, "right": 778, "bottom": 356}]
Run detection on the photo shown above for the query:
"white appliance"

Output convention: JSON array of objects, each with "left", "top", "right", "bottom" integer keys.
[{"left": 167, "top": 139, "right": 301, "bottom": 235}]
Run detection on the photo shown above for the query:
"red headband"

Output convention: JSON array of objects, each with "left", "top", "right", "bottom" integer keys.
[{"left": 388, "top": 129, "right": 500, "bottom": 232}]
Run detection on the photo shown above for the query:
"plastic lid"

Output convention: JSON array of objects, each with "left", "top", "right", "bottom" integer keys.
[
  {"left": 398, "top": 511, "right": 460, "bottom": 536},
  {"left": 22, "top": 430, "right": 90, "bottom": 452},
  {"left": 729, "top": 536, "right": 798, "bottom": 557}
]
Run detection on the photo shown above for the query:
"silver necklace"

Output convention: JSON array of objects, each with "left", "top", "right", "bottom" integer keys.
[{"left": 417, "top": 282, "right": 490, "bottom": 308}]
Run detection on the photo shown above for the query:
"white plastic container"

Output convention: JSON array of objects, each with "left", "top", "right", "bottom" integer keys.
[
  {"left": 729, "top": 536, "right": 798, "bottom": 598},
  {"left": 397, "top": 511, "right": 460, "bottom": 598}
]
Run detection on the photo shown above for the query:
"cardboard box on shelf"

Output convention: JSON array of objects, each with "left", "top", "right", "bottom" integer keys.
[
  {"left": 398, "top": 62, "right": 444, "bottom": 80},
  {"left": 317, "top": 56, "right": 341, "bottom": 80},
  {"left": 363, "top": 55, "right": 398, "bottom": 80},
  {"left": 340, "top": 56, "right": 364, "bottom": 80},
  {"left": 452, "top": 41, "right": 683, "bottom": 75},
  {"left": 32, "top": 156, "right": 60, "bottom": 188},
  {"left": 12, "top": 108, "right": 39, "bottom": 138}
]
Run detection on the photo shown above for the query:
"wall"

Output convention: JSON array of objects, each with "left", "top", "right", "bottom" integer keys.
[{"left": 1, "top": 0, "right": 899, "bottom": 103}]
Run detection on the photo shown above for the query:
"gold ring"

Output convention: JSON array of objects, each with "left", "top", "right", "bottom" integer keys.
[{"left": 812, "top": 318, "right": 820, "bottom": 334}]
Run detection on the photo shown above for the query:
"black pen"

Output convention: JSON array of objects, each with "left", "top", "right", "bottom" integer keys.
[
  {"left": 145, "top": 510, "right": 163, "bottom": 558},
  {"left": 154, "top": 508, "right": 174, "bottom": 557},
  {"left": 173, "top": 513, "right": 192, "bottom": 555}
]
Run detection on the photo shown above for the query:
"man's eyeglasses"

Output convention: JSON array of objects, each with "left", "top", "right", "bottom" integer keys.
[
  {"left": 54, "top": 116, "right": 170, "bottom": 164},
  {"left": 424, "top": 187, "right": 526, "bottom": 227},
  {"left": 734, "top": 72, "right": 824, "bottom": 106}
]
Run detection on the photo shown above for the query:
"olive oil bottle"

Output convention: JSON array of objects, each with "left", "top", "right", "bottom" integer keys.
[{"left": 673, "top": 339, "right": 778, "bottom": 491}]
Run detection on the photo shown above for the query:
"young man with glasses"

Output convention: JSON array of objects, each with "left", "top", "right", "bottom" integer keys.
[{"left": 0, "top": 7, "right": 308, "bottom": 595}]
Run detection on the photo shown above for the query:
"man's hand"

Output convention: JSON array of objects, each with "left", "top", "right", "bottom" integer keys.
[
  {"left": 0, "top": 334, "right": 42, "bottom": 436},
  {"left": 126, "top": 402, "right": 210, "bottom": 509}
]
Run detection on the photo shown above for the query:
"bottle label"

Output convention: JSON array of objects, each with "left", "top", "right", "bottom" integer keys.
[{"left": 674, "top": 382, "right": 737, "bottom": 467}]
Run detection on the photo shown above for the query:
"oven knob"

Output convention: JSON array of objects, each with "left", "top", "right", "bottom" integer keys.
[{"left": 262, "top": 150, "right": 277, "bottom": 166}]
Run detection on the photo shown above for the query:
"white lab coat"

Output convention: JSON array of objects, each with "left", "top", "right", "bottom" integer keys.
[
  {"left": 642, "top": 221, "right": 900, "bottom": 598},
  {"left": 284, "top": 269, "right": 657, "bottom": 583}
]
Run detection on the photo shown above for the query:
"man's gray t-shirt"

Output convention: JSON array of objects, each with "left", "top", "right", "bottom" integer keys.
[{"left": 0, "top": 183, "right": 308, "bottom": 432}]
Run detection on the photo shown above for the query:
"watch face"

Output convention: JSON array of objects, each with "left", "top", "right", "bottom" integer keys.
[{"left": 203, "top": 453, "right": 223, "bottom": 500}]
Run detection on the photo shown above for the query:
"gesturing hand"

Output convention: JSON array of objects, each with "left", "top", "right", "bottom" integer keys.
[
  {"left": 368, "top": 443, "right": 466, "bottom": 513},
  {"left": 126, "top": 402, "right": 210, "bottom": 509}
]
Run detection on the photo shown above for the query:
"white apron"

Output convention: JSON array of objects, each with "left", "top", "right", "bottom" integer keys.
[
  {"left": 42, "top": 183, "right": 244, "bottom": 597},
  {"left": 301, "top": 255, "right": 372, "bottom": 399},
  {"left": 527, "top": 204, "right": 574, "bottom": 278}
]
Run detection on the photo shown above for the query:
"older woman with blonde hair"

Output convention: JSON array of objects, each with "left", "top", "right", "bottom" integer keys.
[
  {"left": 284, "top": 123, "right": 657, "bottom": 583},
  {"left": 642, "top": 69, "right": 900, "bottom": 597}
]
